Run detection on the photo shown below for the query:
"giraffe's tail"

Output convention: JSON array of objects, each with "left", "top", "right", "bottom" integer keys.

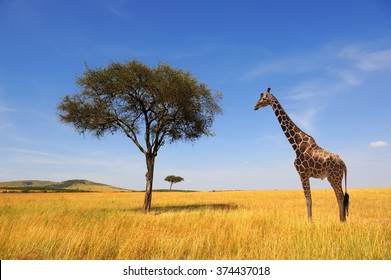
[{"left": 343, "top": 163, "right": 349, "bottom": 217}]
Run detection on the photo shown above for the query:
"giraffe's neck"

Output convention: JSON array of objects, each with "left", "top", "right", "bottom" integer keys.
[{"left": 269, "top": 95, "right": 315, "bottom": 154}]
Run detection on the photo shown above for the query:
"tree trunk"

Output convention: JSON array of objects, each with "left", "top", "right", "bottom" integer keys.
[
  {"left": 170, "top": 182, "right": 173, "bottom": 191},
  {"left": 143, "top": 154, "right": 155, "bottom": 213}
]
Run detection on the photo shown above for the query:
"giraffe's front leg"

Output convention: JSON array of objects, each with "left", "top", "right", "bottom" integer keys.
[{"left": 300, "top": 176, "right": 312, "bottom": 221}]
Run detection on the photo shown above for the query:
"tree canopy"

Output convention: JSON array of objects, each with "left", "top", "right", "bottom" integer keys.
[
  {"left": 165, "top": 175, "right": 184, "bottom": 190},
  {"left": 57, "top": 60, "right": 222, "bottom": 211}
]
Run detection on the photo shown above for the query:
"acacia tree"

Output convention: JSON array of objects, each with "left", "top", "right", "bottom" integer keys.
[
  {"left": 165, "top": 175, "right": 184, "bottom": 191},
  {"left": 57, "top": 60, "right": 222, "bottom": 212}
]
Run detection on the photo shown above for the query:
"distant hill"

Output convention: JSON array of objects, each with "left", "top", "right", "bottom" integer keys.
[{"left": 0, "top": 179, "right": 130, "bottom": 193}]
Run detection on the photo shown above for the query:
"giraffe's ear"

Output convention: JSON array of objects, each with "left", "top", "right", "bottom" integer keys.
[{"left": 267, "top": 87, "right": 271, "bottom": 93}]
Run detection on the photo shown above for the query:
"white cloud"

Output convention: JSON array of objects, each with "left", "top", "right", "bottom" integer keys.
[
  {"left": 0, "top": 123, "right": 13, "bottom": 130},
  {"left": 369, "top": 141, "right": 388, "bottom": 148},
  {"left": 245, "top": 41, "right": 391, "bottom": 139},
  {"left": 340, "top": 47, "right": 391, "bottom": 72},
  {"left": 336, "top": 70, "right": 362, "bottom": 86},
  {"left": 244, "top": 42, "right": 391, "bottom": 91},
  {"left": 290, "top": 107, "right": 320, "bottom": 133},
  {"left": 242, "top": 52, "right": 322, "bottom": 81},
  {"left": 284, "top": 81, "right": 319, "bottom": 100},
  {"left": 0, "top": 106, "right": 12, "bottom": 113},
  {"left": 280, "top": 82, "right": 331, "bottom": 134}
]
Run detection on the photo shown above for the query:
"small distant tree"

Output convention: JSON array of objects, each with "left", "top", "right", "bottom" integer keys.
[
  {"left": 57, "top": 60, "right": 222, "bottom": 212},
  {"left": 165, "top": 175, "right": 184, "bottom": 191}
]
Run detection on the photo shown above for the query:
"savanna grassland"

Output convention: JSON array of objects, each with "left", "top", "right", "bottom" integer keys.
[{"left": 0, "top": 188, "right": 390, "bottom": 260}]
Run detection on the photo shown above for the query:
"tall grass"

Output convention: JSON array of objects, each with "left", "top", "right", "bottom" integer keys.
[{"left": 0, "top": 188, "right": 390, "bottom": 259}]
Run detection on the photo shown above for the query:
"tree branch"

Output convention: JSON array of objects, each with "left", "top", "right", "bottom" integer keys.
[{"left": 115, "top": 119, "right": 146, "bottom": 154}]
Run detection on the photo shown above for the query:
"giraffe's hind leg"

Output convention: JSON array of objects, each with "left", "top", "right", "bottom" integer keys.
[{"left": 328, "top": 176, "right": 346, "bottom": 222}]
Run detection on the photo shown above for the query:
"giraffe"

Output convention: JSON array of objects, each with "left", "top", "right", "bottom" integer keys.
[{"left": 254, "top": 88, "right": 349, "bottom": 222}]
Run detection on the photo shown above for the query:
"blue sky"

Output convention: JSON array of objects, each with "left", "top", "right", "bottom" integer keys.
[{"left": 0, "top": 0, "right": 390, "bottom": 190}]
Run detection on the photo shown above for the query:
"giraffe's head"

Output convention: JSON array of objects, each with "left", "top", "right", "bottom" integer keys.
[{"left": 254, "top": 87, "right": 273, "bottom": 111}]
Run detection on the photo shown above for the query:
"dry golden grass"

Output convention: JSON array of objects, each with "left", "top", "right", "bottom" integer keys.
[
  {"left": 0, "top": 188, "right": 390, "bottom": 260},
  {"left": 64, "top": 183, "right": 128, "bottom": 192}
]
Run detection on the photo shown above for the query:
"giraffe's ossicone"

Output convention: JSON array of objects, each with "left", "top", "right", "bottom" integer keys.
[{"left": 254, "top": 87, "right": 349, "bottom": 222}]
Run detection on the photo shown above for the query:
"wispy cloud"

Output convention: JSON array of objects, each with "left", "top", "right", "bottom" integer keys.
[
  {"left": 334, "top": 45, "right": 391, "bottom": 87},
  {"left": 335, "top": 70, "right": 363, "bottom": 86},
  {"left": 279, "top": 81, "right": 331, "bottom": 133},
  {"left": 369, "top": 141, "right": 388, "bottom": 148},
  {"left": 244, "top": 41, "right": 391, "bottom": 87},
  {"left": 0, "top": 105, "right": 13, "bottom": 113},
  {"left": 109, "top": 6, "right": 129, "bottom": 17},
  {"left": 242, "top": 54, "right": 320, "bottom": 81},
  {"left": 3, "top": 148, "right": 61, "bottom": 159},
  {"left": 290, "top": 107, "right": 320, "bottom": 132},
  {"left": 284, "top": 81, "right": 322, "bottom": 101},
  {"left": 245, "top": 39, "right": 391, "bottom": 135},
  {"left": 0, "top": 0, "right": 41, "bottom": 26},
  {"left": 340, "top": 47, "right": 391, "bottom": 72},
  {"left": 0, "top": 123, "right": 13, "bottom": 130}
]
